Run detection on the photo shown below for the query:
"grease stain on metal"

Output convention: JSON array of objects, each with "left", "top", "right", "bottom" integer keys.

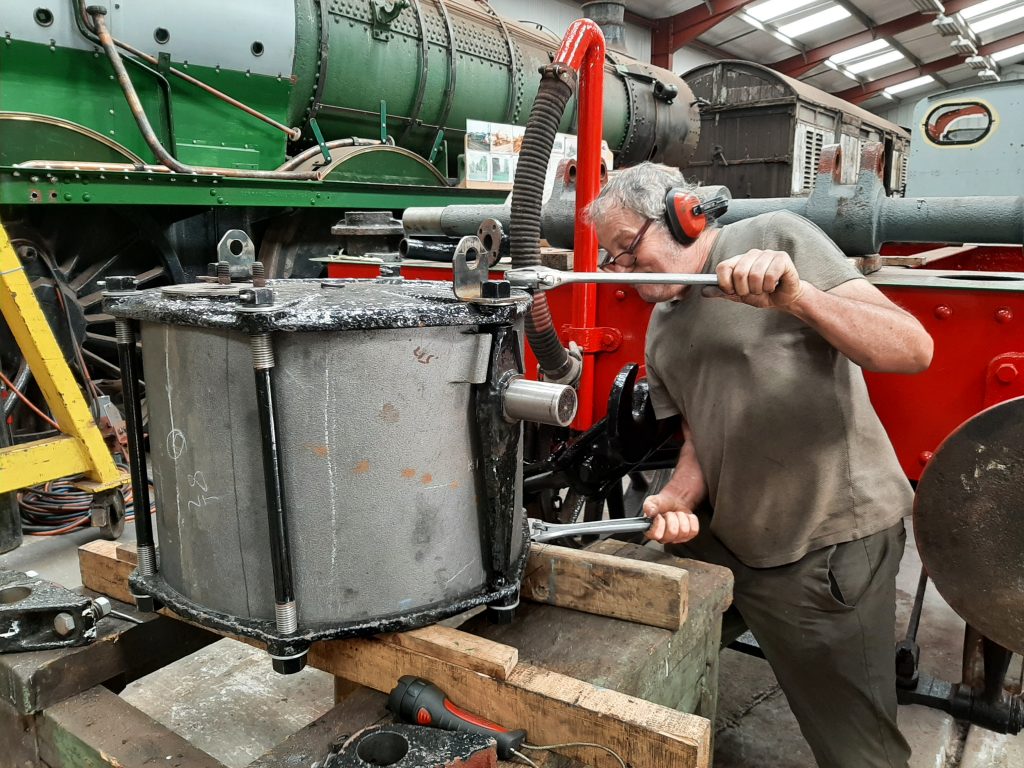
[{"left": 353, "top": 460, "right": 371, "bottom": 474}]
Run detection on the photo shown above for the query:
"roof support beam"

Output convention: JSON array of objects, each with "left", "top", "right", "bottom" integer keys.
[
  {"left": 834, "top": 30, "right": 1024, "bottom": 103},
  {"left": 771, "top": 0, "right": 981, "bottom": 78},
  {"left": 830, "top": 0, "right": 950, "bottom": 88},
  {"left": 651, "top": 0, "right": 759, "bottom": 68}
]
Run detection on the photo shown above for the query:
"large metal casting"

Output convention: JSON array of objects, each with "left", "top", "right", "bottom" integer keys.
[
  {"left": 104, "top": 275, "right": 553, "bottom": 671},
  {"left": 913, "top": 396, "right": 1024, "bottom": 656}
]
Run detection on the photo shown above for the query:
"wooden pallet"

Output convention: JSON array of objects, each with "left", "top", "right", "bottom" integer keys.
[{"left": 2, "top": 540, "right": 731, "bottom": 768}]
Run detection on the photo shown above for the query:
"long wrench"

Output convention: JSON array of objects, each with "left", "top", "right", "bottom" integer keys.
[
  {"left": 505, "top": 265, "right": 719, "bottom": 292},
  {"left": 528, "top": 516, "right": 652, "bottom": 543}
]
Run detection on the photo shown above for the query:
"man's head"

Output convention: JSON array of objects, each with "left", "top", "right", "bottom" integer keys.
[{"left": 586, "top": 162, "right": 718, "bottom": 303}]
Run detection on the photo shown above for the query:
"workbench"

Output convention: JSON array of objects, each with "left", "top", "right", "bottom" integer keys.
[{"left": 1, "top": 539, "right": 732, "bottom": 768}]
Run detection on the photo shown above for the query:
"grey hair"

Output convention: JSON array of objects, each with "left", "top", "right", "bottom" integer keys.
[{"left": 585, "top": 162, "right": 700, "bottom": 224}]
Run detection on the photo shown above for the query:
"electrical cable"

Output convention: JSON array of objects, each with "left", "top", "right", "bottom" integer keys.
[
  {"left": 0, "top": 369, "right": 59, "bottom": 430},
  {"left": 509, "top": 749, "right": 539, "bottom": 768},
  {"left": 521, "top": 741, "right": 627, "bottom": 768},
  {"left": 19, "top": 469, "right": 155, "bottom": 536}
]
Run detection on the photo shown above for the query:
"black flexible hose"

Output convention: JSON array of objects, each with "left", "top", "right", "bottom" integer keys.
[{"left": 510, "top": 65, "right": 577, "bottom": 381}]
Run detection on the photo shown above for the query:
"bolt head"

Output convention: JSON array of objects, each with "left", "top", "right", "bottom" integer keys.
[
  {"left": 934, "top": 305, "right": 953, "bottom": 320},
  {"left": 53, "top": 613, "right": 76, "bottom": 637},
  {"left": 238, "top": 287, "right": 275, "bottom": 306}
]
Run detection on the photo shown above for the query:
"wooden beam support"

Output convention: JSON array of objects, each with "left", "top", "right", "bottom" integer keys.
[
  {"left": 521, "top": 543, "right": 688, "bottom": 630},
  {"left": 77, "top": 540, "right": 714, "bottom": 768},
  {"left": 37, "top": 686, "right": 223, "bottom": 768},
  {"left": 309, "top": 637, "right": 710, "bottom": 768}
]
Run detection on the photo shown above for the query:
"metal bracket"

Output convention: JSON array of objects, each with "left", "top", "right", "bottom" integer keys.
[
  {"left": 0, "top": 570, "right": 112, "bottom": 652},
  {"left": 371, "top": 0, "right": 409, "bottom": 40},
  {"left": 451, "top": 236, "right": 517, "bottom": 305}
]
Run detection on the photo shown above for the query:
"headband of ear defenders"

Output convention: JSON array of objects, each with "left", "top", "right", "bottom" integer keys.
[{"left": 664, "top": 189, "right": 730, "bottom": 245}]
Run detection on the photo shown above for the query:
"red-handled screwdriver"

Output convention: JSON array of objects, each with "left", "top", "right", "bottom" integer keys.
[{"left": 387, "top": 675, "right": 527, "bottom": 759}]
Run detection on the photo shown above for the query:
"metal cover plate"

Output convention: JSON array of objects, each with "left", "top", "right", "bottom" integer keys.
[{"left": 913, "top": 396, "right": 1024, "bottom": 654}]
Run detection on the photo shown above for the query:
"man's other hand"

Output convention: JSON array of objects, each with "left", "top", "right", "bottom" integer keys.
[
  {"left": 703, "top": 249, "right": 805, "bottom": 310},
  {"left": 642, "top": 492, "right": 700, "bottom": 544}
]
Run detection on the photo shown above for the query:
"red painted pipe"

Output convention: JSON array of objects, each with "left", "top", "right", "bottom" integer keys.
[{"left": 554, "top": 19, "right": 605, "bottom": 431}]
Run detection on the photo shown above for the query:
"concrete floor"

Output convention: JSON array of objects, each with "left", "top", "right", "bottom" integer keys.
[{"left": 2, "top": 519, "right": 1022, "bottom": 767}]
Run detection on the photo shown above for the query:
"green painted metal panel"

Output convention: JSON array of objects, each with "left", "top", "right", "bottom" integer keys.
[
  {"left": 0, "top": 169, "right": 506, "bottom": 208},
  {"left": 0, "top": 40, "right": 293, "bottom": 171}
]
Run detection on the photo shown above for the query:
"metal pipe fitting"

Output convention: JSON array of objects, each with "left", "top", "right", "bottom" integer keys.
[{"left": 502, "top": 377, "right": 578, "bottom": 427}]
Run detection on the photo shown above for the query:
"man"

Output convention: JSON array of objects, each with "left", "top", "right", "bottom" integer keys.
[{"left": 587, "top": 162, "right": 933, "bottom": 768}]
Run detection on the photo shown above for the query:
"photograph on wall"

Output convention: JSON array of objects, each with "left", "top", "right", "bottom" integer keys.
[
  {"left": 466, "top": 150, "right": 491, "bottom": 182},
  {"left": 466, "top": 120, "right": 491, "bottom": 152},
  {"left": 491, "top": 125, "right": 516, "bottom": 154},
  {"left": 491, "top": 154, "right": 512, "bottom": 183}
]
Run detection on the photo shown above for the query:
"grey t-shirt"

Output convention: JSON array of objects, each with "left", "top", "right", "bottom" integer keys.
[{"left": 645, "top": 211, "right": 912, "bottom": 568}]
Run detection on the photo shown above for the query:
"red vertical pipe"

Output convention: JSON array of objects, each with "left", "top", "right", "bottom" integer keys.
[{"left": 554, "top": 19, "right": 605, "bottom": 430}]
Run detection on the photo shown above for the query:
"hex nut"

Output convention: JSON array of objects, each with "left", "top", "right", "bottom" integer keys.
[
  {"left": 53, "top": 613, "right": 76, "bottom": 637},
  {"left": 91, "top": 597, "right": 112, "bottom": 618},
  {"left": 238, "top": 287, "right": 275, "bottom": 306}
]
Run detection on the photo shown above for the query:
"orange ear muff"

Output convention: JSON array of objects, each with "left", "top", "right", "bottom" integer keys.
[{"left": 664, "top": 189, "right": 730, "bottom": 245}]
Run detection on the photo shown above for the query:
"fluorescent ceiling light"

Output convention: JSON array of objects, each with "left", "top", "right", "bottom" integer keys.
[
  {"left": 845, "top": 50, "right": 906, "bottom": 73},
  {"left": 747, "top": 0, "right": 818, "bottom": 22},
  {"left": 992, "top": 41, "right": 1024, "bottom": 60},
  {"left": 884, "top": 75, "right": 935, "bottom": 95},
  {"left": 778, "top": 5, "right": 852, "bottom": 38},
  {"left": 829, "top": 38, "right": 890, "bottom": 63},
  {"left": 971, "top": 4, "right": 1024, "bottom": 32},
  {"left": 960, "top": 0, "right": 1018, "bottom": 20}
]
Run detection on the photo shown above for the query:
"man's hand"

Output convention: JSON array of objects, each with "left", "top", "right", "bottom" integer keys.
[
  {"left": 703, "top": 249, "right": 805, "bottom": 310},
  {"left": 642, "top": 492, "right": 700, "bottom": 545}
]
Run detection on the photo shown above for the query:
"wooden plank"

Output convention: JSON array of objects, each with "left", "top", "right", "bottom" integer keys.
[
  {"left": 0, "top": 694, "right": 39, "bottom": 768},
  {"left": 380, "top": 625, "right": 518, "bottom": 681},
  {"left": 81, "top": 542, "right": 520, "bottom": 681},
  {"left": 468, "top": 542, "right": 733, "bottom": 721},
  {"left": 521, "top": 543, "right": 688, "bottom": 630},
  {"left": 79, "top": 539, "right": 135, "bottom": 604},
  {"left": 37, "top": 686, "right": 225, "bottom": 768},
  {"left": 78, "top": 541, "right": 712, "bottom": 767},
  {"left": 308, "top": 635, "right": 711, "bottom": 768},
  {"left": 878, "top": 244, "right": 977, "bottom": 267}
]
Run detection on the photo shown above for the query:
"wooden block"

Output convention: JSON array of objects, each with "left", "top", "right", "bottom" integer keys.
[
  {"left": 79, "top": 539, "right": 135, "bottom": 605},
  {"left": 381, "top": 625, "right": 518, "bottom": 681},
  {"left": 521, "top": 543, "right": 688, "bottom": 630},
  {"left": 309, "top": 633, "right": 711, "bottom": 768},
  {"left": 468, "top": 542, "right": 732, "bottom": 721},
  {"left": 878, "top": 244, "right": 977, "bottom": 267},
  {"left": 37, "top": 686, "right": 225, "bottom": 768},
  {"left": 0, "top": 694, "right": 39, "bottom": 768}
]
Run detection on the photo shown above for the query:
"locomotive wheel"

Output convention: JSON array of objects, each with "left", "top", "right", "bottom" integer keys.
[{"left": 914, "top": 396, "right": 1024, "bottom": 654}]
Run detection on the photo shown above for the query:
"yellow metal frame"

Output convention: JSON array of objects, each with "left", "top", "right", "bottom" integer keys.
[{"left": 0, "top": 223, "right": 122, "bottom": 494}]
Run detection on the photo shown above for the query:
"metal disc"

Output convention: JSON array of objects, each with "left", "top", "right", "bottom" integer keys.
[{"left": 914, "top": 396, "right": 1024, "bottom": 654}]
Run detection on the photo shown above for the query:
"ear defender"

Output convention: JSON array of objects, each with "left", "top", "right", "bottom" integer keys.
[{"left": 664, "top": 189, "right": 730, "bottom": 245}]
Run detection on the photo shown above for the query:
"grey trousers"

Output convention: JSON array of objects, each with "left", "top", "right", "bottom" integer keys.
[{"left": 672, "top": 519, "right": 911, "bottom": 768}]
